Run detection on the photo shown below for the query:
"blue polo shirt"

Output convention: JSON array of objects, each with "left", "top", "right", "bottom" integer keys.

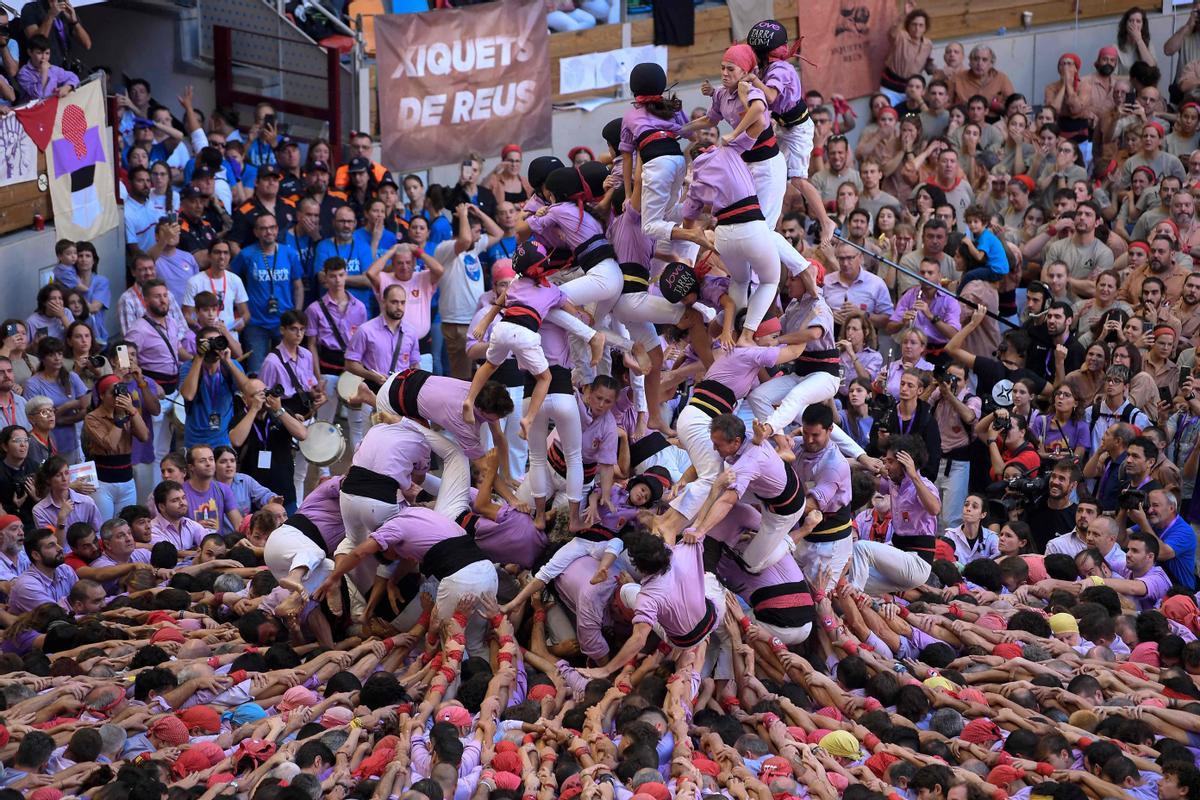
[
  {"left": 230, "top": 243, "right": 303, "bottom": 329},
  {"left": 314, "top": 234, "right": 377, "bottom": 311},
  {"left": 179, "top": 360, "right": 245, "bottom": 447},
  {"left": 1156, "top": 514, "right": 1197, "bottom": 590}
]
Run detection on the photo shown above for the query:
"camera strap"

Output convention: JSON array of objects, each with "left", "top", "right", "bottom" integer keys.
[
  {"left": 317, "top": 297, "right": 348, "bottom": 351},
  {"left": 143, "top": 315, "right": 179, "bottom": 376},
  {"left": 273, "top": 349, "right": 309, "bottom": 397}
]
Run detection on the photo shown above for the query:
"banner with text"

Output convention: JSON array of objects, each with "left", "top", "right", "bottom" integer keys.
[
  {"left": 376, "top": 0, "right": 551, "bottom": 172},
  {"left": 797, "top": 0, "right": 896, "bottom": 102}
]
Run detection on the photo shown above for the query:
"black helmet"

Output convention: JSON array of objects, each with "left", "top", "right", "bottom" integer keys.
[
  {"left": 747, "top": 19, "right": 788, "bottom": 54},
  {"left": 628, "top": 466, "right": 672, "bottom": 506},
  {"left": 577, "top": 161, "right": 609, "bottom": 201},
  {"left": 602, "top": 118, "right": 622, "bottom": 150},
  {"left": 658, "top": 262, "right": 699, "bottom": 304},
  {"left": 629, "top": 63, "right": 667, "bottom": 97},
  {"left": 527, "top": 156, "right": 565, "bottom": 192},
  {"left": 543, "top": 167, "right": 585, "bottom": 202}
]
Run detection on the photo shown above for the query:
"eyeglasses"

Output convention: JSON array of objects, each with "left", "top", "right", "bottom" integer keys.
[
  {"left": 828, "top": 135, "right": 848, "bottom": 145},
  {"left": 33, "top": 409, "right": 55, "bottom": 417}
]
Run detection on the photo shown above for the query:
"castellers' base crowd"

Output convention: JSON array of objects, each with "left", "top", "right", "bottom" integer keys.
[{"left": 9, "top": 4, "right": 1200, "bottom": 800}]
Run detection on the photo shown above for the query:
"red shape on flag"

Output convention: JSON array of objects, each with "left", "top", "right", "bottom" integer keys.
[{"left": 13, "top": 96, "right": 60, "bottom": 151}]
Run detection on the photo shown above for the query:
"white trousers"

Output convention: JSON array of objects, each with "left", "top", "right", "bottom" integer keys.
[
  {"left": 481, "top": 384, "right": 528, "bottom": 479},
  {"left": 640, "top": 154, "right": 688, "bottom": 245},
  {"left": 718, "top": 219, "right": 781, "bottom": 334},
  {"left": 434, "top": 560, "right": 499, "bottom": 655},
  {"left": 777, "top": 119, "right": 815, "bottom": 180},
  {"left": 794, "top": 535, "right": 853, "bottom": 592},
  {"left": 520, "top": 392, "right": 584, "bottom": 503},
  {"left": 669, "top": 405, "right": 724, "bottom": 520},
  {"left": 775, "top": 232, "right": 812, "bottom": 278},
  {"left": 559, "top": 258, "right": 623, "bottom": 327},
  {"left": 265, "top": 524, "right": 333, "bottom": 594},
  {"left": 739, "top": 508, "right": 801, "bottom": 574},
  {"left": 748, "top": 152, "right": 788, "bottom": 229},
  {"left": 613, "top": 291, "right": 685, "bottom": 349},
  {"left": 337, "top": 492, "right": 399, "bottom": 591},
  {"left": 415, "top": 422, "right": 472, "bottom": 520},
  {"left": 748, "top": 372, "right": 840, "bottom": 434},
  {"left": 488, "top": 320, "right": 550, "bottom": 374}
]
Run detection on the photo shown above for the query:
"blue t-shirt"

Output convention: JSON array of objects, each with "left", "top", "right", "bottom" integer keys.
[
  {"left": 179, "top": 360, "right": 245, "bottom": 448},
  {"left": 231, "top": 243, "right": 303, "bottom": 329},
  {"left": 314, "top": 235, "right": 377, "bottom": 311},
  {"left": 1158, "top": 514, "right": 1197, "bottom": 590},
  {"left": 484, "top": 235, "right": 517, "bottom": 269},
  {"left": 970, "top": 228, "right": 1009, "bottom": 276}
]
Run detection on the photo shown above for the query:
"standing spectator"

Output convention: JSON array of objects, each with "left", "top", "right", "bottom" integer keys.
[
  {"left": 0, "top": 358, "right": 28, "bottom": 432},
  {"left": 402, "top": 174, "right": 453, "bottom": 248},
  {"left": 881, "top": 1, "right": 932, "bottom": 104},
  {"left": 147, "top": 220, "right": 200, "bottom": 306},
  {"left": 314, "top": 206, "right": 375, "bottom": 312},
  {"left": 342, "top": 157, "right": 378, "bottom": 224},
  {"left": 178, "top": 326, "right": 250, "bottom": 448},
  {"left": 949, "top": 45, "right": 1015, "bottom": 115},
  {"left": 285, "top": 197, "right": 324, "bottom": 309},
  {"left": 483, "top": 145, "right": 533, "bottom": 205},
  {"left": 0, "top": 430, "right": 33, "bottom": 527},
  {"left": 118, "top": 253, "right": 188, "bottom": 337},
  {"left": 229, "top": 165, "right": 297, "bottom": 247},
  {"left": 809, "top": 136, "right": 861, "bottom": 204},
  {"left": 82, "top": 374, "right": 150, "bottom": 520},
  {"left": 123, "top": 167, "right": 158, "bottom": 257},
  {"left": 15, "top": 34, "right": 76, "bottom": 101},
  {"left": 1116, "top": 7, "right": 1157, "bottom": 75},
  {"left": 447, "top": 154, "right": 498, "bottom": 219},
  {"left": 306, "top": 258, "right": 369, "bottom": 452},
  {"left": 21, "top": 0, "right": 92, "bottom": 67},
  {"left": 182, "top": 239, "right": 249, "bottom": 336},
  {"left": 229, "top": 378, "right": 308, "bottom": 513},
  {"left": 435, "top": 203, "right": 501, "bottom": 380},
  {"left": 366, "top": 244, "right": 444, "bottom": 373},
  {"left": 483, "top": 201, "right": 518, "bottom": 270},
  {"left": 333, "top": 131, "right": 388, "bottom": 190},
  {"left": 243, "top": 102, "right": 279, "bottom": 167},
  {"left": 71, "top": 241, "right": 110, "bottom": 350},
  {"left": 24, "top": 337, "right": 88, "bottom": 463},
  {"left": 124, "top": 279, "right": 183, "bottom": 465},
  {"left": 230, "top": 214, "right": 304, "bottom": 373},
  {"left": 25, "top": 395, "right": 57, "bottom": 466},
  {"left": 258, "top": 310, "right": 323, "bottom": 503},
  {"left": 1165, "top": 6, "right": 1200, "bottom": 102},
  {"left": 301, "top": 162, "right": 346, "bottom": 240},
  {"left": 274, "top": 138, "right": 304, "bottom": 203}
]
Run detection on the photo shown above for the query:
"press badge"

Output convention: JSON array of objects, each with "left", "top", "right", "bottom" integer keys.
[{"left": 258, "top": 451, "right": 272, "bottom": 470}]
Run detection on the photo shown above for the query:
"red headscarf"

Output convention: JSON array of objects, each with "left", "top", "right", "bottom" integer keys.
[
  {"left": 1060, "top": 53, "right": 1081, "bottom": 90},
  {"left": 722, "top": 44, "right": 757, "bottom": 74},
  {"left": 1163, "top": 595, "right": 1200, "bottom": 636}
]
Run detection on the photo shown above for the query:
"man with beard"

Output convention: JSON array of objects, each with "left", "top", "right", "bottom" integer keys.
[
  {"left": 0, "top": 515, "right": 29, "bottom": 596},
  {"left": 1025, "top": 300, "right": 1085, "bottom": 384},
  {"left": 124, "top": 166, "right": 160, "bottom": 257},
  {"left": 809, "top": 136, "right": 860, "bottom": 204},
  {"left": 0, "top": 357, "right": 29, "bottom": 432},
  {"left": 1042, "top": 202, "right": 1114, "bottom": 297},
  {"left": 1045, "top": 492, "right": 1099, "bottom": 557},
  {"left": 841, "top": 209, "right": 881, "bottom": 258},
  {"left": 1169, "top": 189, "right": 1200, "bottom": 258},
  {"left": 344, "top": 284, "right": 420, "bottom": 392},
  {"left": 898, "top": 218, "right": 954, "bottom": 293},
  {"left": 1026, "top": 459, "right": 1082, "bottom": 550},
  {"left": 949, "top": 45, "right": 1015, "bottom": 113},
  {"left": 315, "top": 206, "right": 374, "bottom": 311},
  {"left": 230, "top": 213, "right": 304, "bottom": 373},
  {"left": 1131, "top": 175, "right": 1182, "bottom": 243},
  {"left": 125, "top": 279, "right": 184, "bottom": 461},
  {"left": 887, "top": 259, "right": 961, "bottom": 353},
  {"left": 779, "top": 213, "right": 806, "bottom": 250},
  {"left": 275, "top": 138, "right": 304, "bottom": 203},
  {"left": 1161, "top": 273, "right": 1200, "bottom": 348},
  {"left": 9, "top": 526, "right": 77, "bottom": 613},
  {"left": 1122, "top": 235, "right": 1190, "bottom": 304}
]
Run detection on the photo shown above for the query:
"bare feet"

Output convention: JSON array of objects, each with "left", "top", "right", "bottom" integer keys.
[
  {"left": 589, "top": 332, "right": 606, "bottom": 367},
  {"left": 325, "top": 582, "right": 344, "bottom": 617},
  {"left": 647, "top": 413, "right": 675, "bottom": 436},
  {"left": 772, "top": 432, "right": 796, "bottom": 462},
  {"left": 533, "top": 508, "right": 546, "bottom": 532},
  {"left": 820, "top": 217, "right": 836, "bottom": 249},
  {"left": 623, "top": 351, "right": 647, "bottom": 377},
  {"left": 462, "top": 399, "right": 476, "bottom": 425},
  {"left": 630, "top": 342, "right": 651, "bottom": 375},
  {"left": 590, "top": 567, "right": 609, "bottom": 585}
]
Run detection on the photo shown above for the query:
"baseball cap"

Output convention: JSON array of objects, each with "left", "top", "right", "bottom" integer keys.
[
  {"left": 274, "top": 136, "right": 298, "bottom": 152},
  {"left": 348, "top": 156, "right": 370, "bottom": 174},
  {"left": 257, "top": 164, "right": 283, "bottom": 179},
  {"left": 191, "top": 166, "right": 215, "bottom": 180},
  {"left": 307, "top": 160, "right": 330, "bottom": 173},
  {"left": 180, "top": 185, "right": 203, "bottom": 201}
]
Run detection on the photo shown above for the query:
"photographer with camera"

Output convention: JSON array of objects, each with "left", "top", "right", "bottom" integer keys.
[
  {"left": 82, "top": 375, "right": 150, "bottom": 520},
  {"left": 984, "top": 409, "right": 1040, "bottom": 482},
  {"left": 178, "top": 325, "right": 251, "bottom": 448},
  {"left": 870, "top": 368, "right": 941, "bottom": 483},
  {"left": 258, "top": 310, "right": 324, "bottom": 504},
  {"left": 1025, "top": 459, "right": 1082, "bottom": 550},
  {"left": 1123, "top": 487, "right": 1195, "bottom": 590},
  {"left": 229, "top": 378, "right": 308, "bottom": 513},
  {"left": 1113, "top": 435, "right": 1163, "bottom": 534},
  {"left": 927, "top": 360, "right": 979, "bottom": 528}
]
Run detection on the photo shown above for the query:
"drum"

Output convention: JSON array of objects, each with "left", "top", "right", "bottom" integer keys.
[
  {"left": 337, "top": 372, "right": 365, "bottom": 405},
  {"left": 299, "top": 421, "right": 346, "bottom": 466},
  {"left": 167, "top": 392, "right": 185, "bottom": 433}
]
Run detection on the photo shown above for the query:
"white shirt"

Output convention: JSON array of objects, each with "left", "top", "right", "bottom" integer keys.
[
  {"left": 183, "top": 270, "right": 249, "bottom": 331},
  {"left": 435, "top": 236, "right": 489, "bottom": 324},
  {"left": 1044, "top": 530, "right": 1089, "bottom": 558},
  {"left": 124, "top": 195, "right": 160, "bottom": 251}
]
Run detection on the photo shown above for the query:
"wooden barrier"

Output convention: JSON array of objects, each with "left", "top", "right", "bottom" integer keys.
[{"left": 0, "top": 151, "right": 52, "bottom": 237}]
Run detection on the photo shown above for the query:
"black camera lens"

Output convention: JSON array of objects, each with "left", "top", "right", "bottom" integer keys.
[{"left": 88, "top": 355, "right": 106, "bottom": 367}]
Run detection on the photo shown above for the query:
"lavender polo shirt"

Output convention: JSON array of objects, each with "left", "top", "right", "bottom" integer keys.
[{"left": 8, "top": 564, "right": 77, "bottom": 613}]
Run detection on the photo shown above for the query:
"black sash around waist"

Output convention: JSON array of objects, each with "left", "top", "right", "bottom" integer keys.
[
  {"left": 386, "top": 368, "right": 431, "bottom": 425},
  {"left": 501, "top": 303, "right": 542, "bottom": 333},
  {"left": 715, "top": 195, "right": 765, "bottom": 227},
  {"left": 806, "top": 504, "right": 853, "bottom": 543},
  {"left": 421, "top": 535, "right": 489, "bottom": 580},
  {"left": 620, "top": 262, "right": 651, "bottom": 295},
  {"left": 548, "top": 441, "right": 598, "bottom": 482},
  {"left": 792, "top": 347, "right": 842, "bottom": 377},
  {"left": 455, "top": 509, "right": 481, "bottom": 537},
  {"left": 318, "top": 344, "right": 346, "bottom": 376},
  {"left": 773, "top": 100, "right": 810, "bottom": 128},
  {"left": 630, "top": 431, "right": 672, "bottom": 470},
  {"left": 667, "top": 598, "right": 718, "bottom": 648},
  {"left": 749, "top": 580, "right": 816, "bottom": 630},
  {"left": 342, "top": 465, "right": 400, "bottom": 504},
  {"left": 493, "top": 357, "right": 524, "bottom": 389},
  {"left": 755, "top": 464, "right": 805, "bottom": 515},
  {"left": 891, "top": 532, "right": 936, "bottom": 564},
  {"left": 881, "top": 66, "right": 908, "bottom": 93},
  {"left": 636, "top": 128, "right": 683, "bottom": 161},
  {"left": 742, "top": 126, "right": 780, "bottom": 163},
  {"left": 143, "top": 368, "right": 179, "bottom": 393},
  {"left": 524, "top": 364, "right": 573, "bottom": 398},
  {"left": 687, "top": 379, "right": 737, "bottom": 418},
  {"left": 288, "top": 512, "right": 330, "bottom": 556},
  {"left": 576, "top": 524, "right": 617, "bottom": 542},
  {"left": 573, "top": 233, "right": 617, "bottom": 272}
]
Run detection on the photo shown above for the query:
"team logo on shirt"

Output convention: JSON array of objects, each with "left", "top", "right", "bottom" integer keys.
[
  {"left": 464, "top": 254, "right": 481, "bottom": 281},
  {"left": 592, "top": 437, "right": 601, "bottom": 449}
]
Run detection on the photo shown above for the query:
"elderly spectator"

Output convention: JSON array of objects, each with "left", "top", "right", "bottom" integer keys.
[{"left": 949, "top": 45, "right": 1015, "bottom": 115}]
